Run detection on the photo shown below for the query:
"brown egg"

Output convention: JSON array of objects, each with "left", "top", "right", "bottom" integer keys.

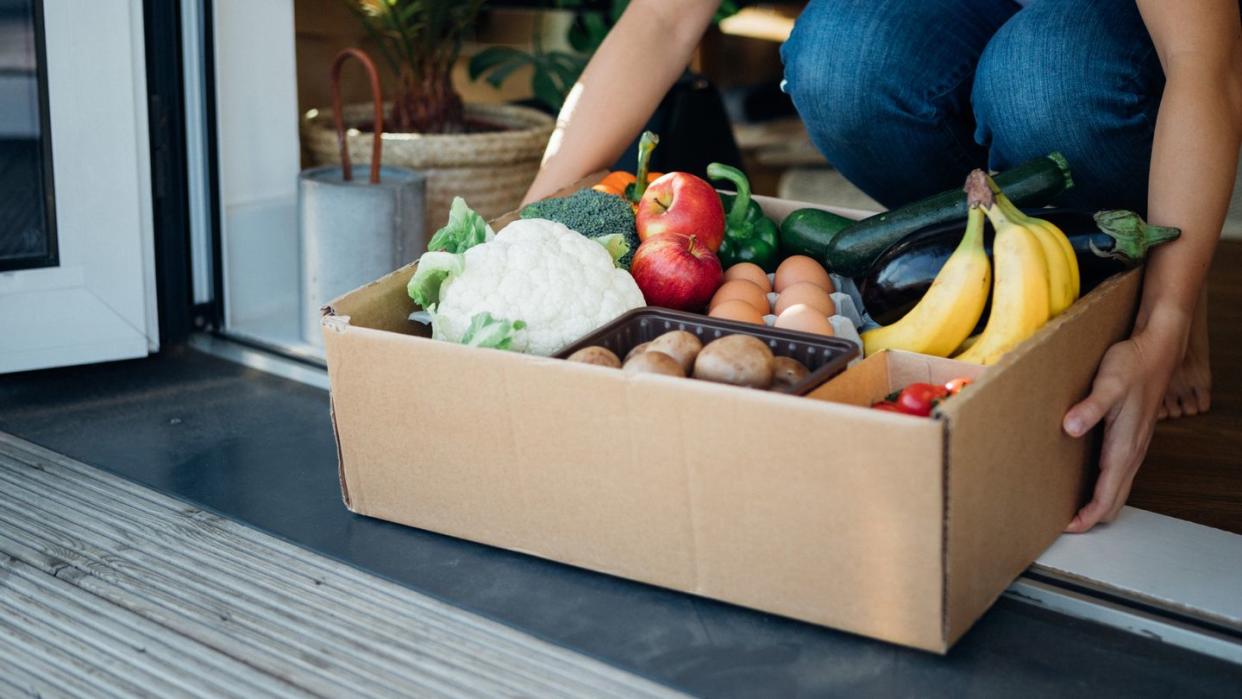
[
  {"left": 723, "top": 263, "right": 772, "bottom": 293},
  {"left": 774, "top": 255, "right": 834, "bottom": 293},
  {"left": 774, "top": 304, "right": 835, "bottom": 336},
  {"left": 709, "top": 299, "right": 766, "bottom": 325},
  {"left": 775, "top": 282, "right": 836, "bottom": 317},
  {"left": 709, "top": 279, "right": 770, "bottom": 314}
]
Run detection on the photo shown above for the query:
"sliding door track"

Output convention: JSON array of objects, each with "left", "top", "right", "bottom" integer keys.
[{"left": 1008, "top": 569, "right": 1242, "bottom": 665}]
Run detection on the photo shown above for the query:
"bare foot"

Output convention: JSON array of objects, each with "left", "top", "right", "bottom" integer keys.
[{"left": 1159, "top": 287, "right": 1211, "bottom": 420}]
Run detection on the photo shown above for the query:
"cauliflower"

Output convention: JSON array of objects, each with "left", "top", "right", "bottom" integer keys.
[{"left": 408, "top": 199, "right": 645, "bottom": 355}]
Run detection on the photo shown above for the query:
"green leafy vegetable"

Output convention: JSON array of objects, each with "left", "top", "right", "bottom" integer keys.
[
  {"left": 593, "top": 233, "right": 629, "bottom": 267},
  {"left": 406, "top": 251, "right": 464, "bottom": 310},
  {"left": 459, "top": 312, "right": 527, "bottom": 351},
  {"left": 427, "top": 197, "right": 494, "bottom": 253},
  {"left": 520, "top": 188, "right": 638, "bottom": 268}
]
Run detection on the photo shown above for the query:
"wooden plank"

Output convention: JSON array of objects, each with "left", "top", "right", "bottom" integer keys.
[
  {"left": 0, "top": 432, "right": 682, "bottom": 699},
  {"left": 0, "top": 605, "right": 136, "bottom": 698},
  {"left": 0, "top": 487, "right": 562, "bottom": 697},
  {"left": 0, "top": 587, "right": 189, "bottom": 698},
  {"left": 0, "top": 436, "right": 663, "bottom": 697},
  {"left": 0, "top": 630, "right": 127, "bottom": 699},
  {"left": 0, "top": 555, "right": 304, "bottom": 698},
  {"left": 0, "top": 466, "right": 601, "bottom": 695},
  {"left": 0, "top": 459, "right": 603, "bottom": 691}
]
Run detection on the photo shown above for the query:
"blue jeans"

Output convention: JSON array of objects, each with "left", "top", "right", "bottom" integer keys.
[{"left": 780, "top": 0, "right": 1164, "bottom": 213}]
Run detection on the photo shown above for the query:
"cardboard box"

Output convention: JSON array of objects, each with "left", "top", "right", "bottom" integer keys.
[{"left": 321, "top": 195, "right": 1141, "bottom": 652}]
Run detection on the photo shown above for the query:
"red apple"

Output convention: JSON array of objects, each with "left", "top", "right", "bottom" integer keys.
[
  {"left": 630, "top": 233, "right": 723, "bottom": 311},
  {"left": 636, "top": 172, "right": 726, "bottom": 252}
]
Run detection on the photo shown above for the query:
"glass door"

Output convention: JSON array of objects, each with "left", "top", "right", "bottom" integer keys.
[
  {"left": 0, "top": 0, "right": 158, "bottom": 373},
  {"left": 0, "top": 0, "right": 55, "bottom": 272}
]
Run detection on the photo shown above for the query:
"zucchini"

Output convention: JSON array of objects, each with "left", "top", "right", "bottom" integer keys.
[
  {"left": 823, "top": 152, "right": 1073, "bottom": 276},
  {"left": 859, "top": 208, "right": 1179, "bottom": 325},
  {"left": 778, "top": 208, "right": 856, "bottom": 259}
]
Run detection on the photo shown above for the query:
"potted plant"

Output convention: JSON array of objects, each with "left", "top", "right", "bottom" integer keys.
[
  {"left": 468, "top": 1, "right": 739, "bottom": 114},
  {"left": 301, "top": 0, "right": 555, "bottom": 236}
]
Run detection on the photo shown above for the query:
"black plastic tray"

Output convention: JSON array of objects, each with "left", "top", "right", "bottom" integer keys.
[{"left": 554, "top": 308, "right": 859, "bottom": 395}]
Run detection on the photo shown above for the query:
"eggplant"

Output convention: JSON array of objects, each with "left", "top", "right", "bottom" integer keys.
[{"left": 859, "top": 209, "right": 1180, "bottom": 326}]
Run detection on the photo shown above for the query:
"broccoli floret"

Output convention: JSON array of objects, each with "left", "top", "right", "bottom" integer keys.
[{"left": 520, "top": 189, "right": 639, "bottom": 268}]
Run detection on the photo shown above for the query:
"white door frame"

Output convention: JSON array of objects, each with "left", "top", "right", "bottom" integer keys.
[{"left": 0, "top": 0, "right": 158, "bottom": 373}]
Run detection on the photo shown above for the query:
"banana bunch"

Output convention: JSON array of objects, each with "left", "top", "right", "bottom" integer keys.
[
  {"left": 955, "top": 173, "right": 1078, "bottom": 364},
  {"left": 862, "top": 170, "right": 1080, "bottom": 365}
]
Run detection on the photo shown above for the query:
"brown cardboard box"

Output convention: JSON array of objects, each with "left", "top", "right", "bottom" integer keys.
[{"left": 321, "top": 196, "right": 1141, "bottom": 652}]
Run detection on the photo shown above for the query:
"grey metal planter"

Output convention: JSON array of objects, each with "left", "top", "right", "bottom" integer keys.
[
  {"left": 298, "top": 165, "right": 425, "bottom": 346},
  {"left": 297, "top": 48, "right": 426, "bottom": 347}
]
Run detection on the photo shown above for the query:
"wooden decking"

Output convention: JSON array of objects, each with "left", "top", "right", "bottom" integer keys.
[{"left": 0, "top": 433, "right": 683, "bottom": 698}]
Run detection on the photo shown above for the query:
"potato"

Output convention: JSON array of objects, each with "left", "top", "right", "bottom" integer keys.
[
  {"left": 770, "top": 356, "right": 811, "bottom": 391},
  {"left": 623, "top": 350, "right": 685, "bottom": 377},
  {"left": 648, "top": 330, "right": 703, "bottom": 373},
  {"left": 624, "top": 341, "right": 653, "bottom": 362},
  {"left": 567, "top": 346, "right": 621, "bottom": 368},
  {"left": 693, "top": 335, "right": 774, "bottom": 389}
]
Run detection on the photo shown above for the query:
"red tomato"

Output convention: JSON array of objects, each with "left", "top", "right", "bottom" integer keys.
[
  {"left": 944, "top": 376, "right": 972, "bottom": 395},
  {"left": 896, "top": 383, "right": 945, "bottom": 417},
  {"left": 871, "top": 400, "right": 905, "bottom": 413}
]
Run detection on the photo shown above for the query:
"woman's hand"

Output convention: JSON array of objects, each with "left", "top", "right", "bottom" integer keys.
[{"left": 1061, "top": 311, "right": 1188, "bottom": 533}]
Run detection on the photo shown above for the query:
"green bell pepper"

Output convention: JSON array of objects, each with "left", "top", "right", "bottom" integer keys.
[{"left": 706, "top": 163, "right": 780, "bottom": 272}]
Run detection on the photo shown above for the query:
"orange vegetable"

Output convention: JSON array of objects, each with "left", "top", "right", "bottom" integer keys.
[
  {"left": 593, "top": 171, "right": 662, "bottom": 197},
  {"left": 592, "top": 131, "right": 661, "bottom": 208}
]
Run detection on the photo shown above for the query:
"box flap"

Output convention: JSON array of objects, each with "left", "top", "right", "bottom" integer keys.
[{"left": 937, "top": 269, "right": 1141, "bottom": 644}]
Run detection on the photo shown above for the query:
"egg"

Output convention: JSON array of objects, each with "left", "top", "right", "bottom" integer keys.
[
  {"left": 774, "top": 303, "right": 835, "bottom": 336},
  {"left": 709, "top": 279, "right": 770, "bottom": 314},
  {"left": 775, "top": 282, "right": 836, "bottom": 317},
  {"left": 774, "top": 255, "right": 834, "bottom": 293},
  {"left": 709, "top": 299, "right": 766, "bottom": 325},
  {"left": 723, "top": 263, "right": 772, "bottom": 293}
]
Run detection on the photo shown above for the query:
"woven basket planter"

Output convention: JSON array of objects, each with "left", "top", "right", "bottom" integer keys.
[{"left": 302, "top": 102, "right": 554, "bottom": 241}]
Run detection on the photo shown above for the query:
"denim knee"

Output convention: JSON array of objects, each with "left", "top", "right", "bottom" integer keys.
[
  {"left": 780, "top": 2, "right": 898, "bottom": 150},
  {"left": 781, "top": 0, "right": 1017, "bottom": 206},
  {"left": 972, "top": 0, "right": 1163, "bottom": 212}
]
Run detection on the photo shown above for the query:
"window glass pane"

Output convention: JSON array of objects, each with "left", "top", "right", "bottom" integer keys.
[{"left": 0, "top": 0, "right": 56, "bottom": 271}]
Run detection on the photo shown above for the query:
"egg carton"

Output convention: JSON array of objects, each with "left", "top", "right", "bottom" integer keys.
[{"left": 762, "top": 273, "right": 865, "bottom": 355}]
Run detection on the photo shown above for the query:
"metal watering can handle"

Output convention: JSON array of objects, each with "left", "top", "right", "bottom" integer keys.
[{"left": 330, "top": 48, "right": 383, "bottom": 184}]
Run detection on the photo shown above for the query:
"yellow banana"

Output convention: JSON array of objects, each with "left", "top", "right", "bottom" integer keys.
[
  {"left": 985, "top": 175, "right": 1080, "bottom": 313},
  {"left": 955, "top": 173, "right": 1051, "bottom": 365},
  {"left": 862, "top": 205, "right": 991, "bottom": 357},
  {"left": 1036, "top": 217, "right": 1080, "bottom": 300}
]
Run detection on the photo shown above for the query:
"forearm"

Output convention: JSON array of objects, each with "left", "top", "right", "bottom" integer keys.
[
  {"left": 1137, "top": 69, "right": 1242, "bottom": 342},
  {"left": 1134, "top": 4, "right": 1242, "bottom": 341},
  {"left": 522, "top": 0, "right": 718, "bottom": 204}
]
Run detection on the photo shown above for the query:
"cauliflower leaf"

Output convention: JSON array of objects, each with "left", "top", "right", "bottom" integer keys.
[
  {"left": 406, "top": 251, "right": 463, "bottom": 311},
  {"left": 427, "top": 196, "right": 494, "bottom": 254},
  {"left": 460, "top": 313, "right": 527, "bottom": 350}
]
